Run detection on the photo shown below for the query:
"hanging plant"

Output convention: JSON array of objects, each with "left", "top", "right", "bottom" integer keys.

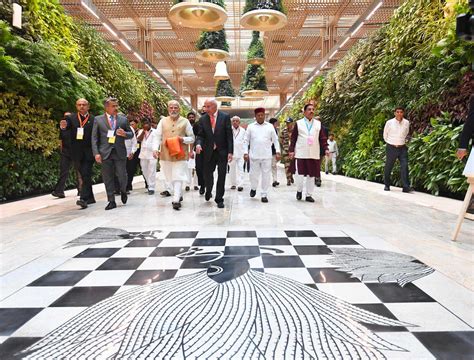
[
  {"left": 247, "top": 31, "right": 265, "bottom": 65},
  {"left": 196, "top": 29, "right": 230, "bottom": 62},
  {"left": 240, "top": 0, "right": 287, "bottom": 31},
  {"left": 240, "top": 64, "right": 269, "bottom": 97},
  {"left": 215, "top": 79, "right": 236, "bottom": 101}
]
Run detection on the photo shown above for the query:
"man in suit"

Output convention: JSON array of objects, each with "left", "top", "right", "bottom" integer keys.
[
  {"left": 92, "top": 97, "right": 134, "bottom": 210},
  {"left": 195, "top": 98, "right": 233, "bottom": 208},
  {"left": 58, "top": 99, "right": 96, "bottom": 209}
]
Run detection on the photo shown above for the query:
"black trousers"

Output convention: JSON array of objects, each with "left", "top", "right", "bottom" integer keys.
[
  {"left": 195, "top": 153, "right": 205, "bottom": 187},
  {"left": 203, "top": 150, "right": 228, "bottom": 203},
  {"left": 102, "top": 150, "right": 127, "bottom": 202},
  {"left": 78, "top": 157, "right": 95, "bottom": 202},
  {"left": 54, "top": 152, "right": 81, "bottom": 195},
  {"left": 126, "top": 151, "right": 141, "bottom": 190},
  {"left": 384, "top": 144, "right": 410, "bottom": 188}
]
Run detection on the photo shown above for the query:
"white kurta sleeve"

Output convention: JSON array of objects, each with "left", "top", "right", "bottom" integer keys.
[
  {"left": 243, "top": 127, "right": 251, "bottom": 155},
  {"left": 271, "top": 128, "right": 281, "bottom": 153},
  {"left": 383, "top": 121, "right": 389, "bottom": 143},
  {"left": 182, "top": 121, "right": 195, "bottom": 145},
  {"left": 152, "top": 121, "right": 163, "bottom": 152},
  {"left": 130, "top": 132, "right": 138, "bottom": 154}
]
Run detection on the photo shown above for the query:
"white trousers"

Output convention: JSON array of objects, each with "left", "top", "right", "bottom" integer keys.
[
  {"left": 250, "top": 158, "right": 272, "bottom": 197},
  {"left": 172, "top": 180, "right": 183, "bottom": 203},
  {"left": 296, "top": 175, "right": 315, "bottom": 196},
  {"left": 271, "top": 155, "right": 278, "bottom": 182},
  {"left": 186, "top": 168, "right": 196, "bottom": 187},
  {"left": 229, "top": 157, "right": 244, "bottom": 187},
  {"left": 325, "top": 153, "right": 337, "bottom": 173},
  {"left": 140, "top": 158, "right": 157, "bottom": 191}
]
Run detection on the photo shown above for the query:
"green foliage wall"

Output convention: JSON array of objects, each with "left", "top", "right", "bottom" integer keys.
[
  {"left": 281, "top": 0, "right": 474, "bottom": 198},
  {"left": 0, "top": 0, "right": 174, "bottom": 201}
]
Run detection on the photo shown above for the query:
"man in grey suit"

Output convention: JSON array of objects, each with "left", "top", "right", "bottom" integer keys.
[{"left": 92, "top": 97, "right": 134, "bottom": 210}]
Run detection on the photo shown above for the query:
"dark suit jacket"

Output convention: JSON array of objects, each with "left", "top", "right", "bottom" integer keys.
[
  {"left": 459, "top": 95, "right": 474, "bottom": 149},
  {"left": 60, "top": 112, "right": 95, "bottom": 161},
  {"left": 196, "top": 111, "right": 233, "bottom": 161},
  {"left": 92, "top": 113, "right": 133, "bottom": 160}
]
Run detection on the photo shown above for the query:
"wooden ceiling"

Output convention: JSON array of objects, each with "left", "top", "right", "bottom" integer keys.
[{"left": 61, "top": 0, "right": 403, "bottom": 111}]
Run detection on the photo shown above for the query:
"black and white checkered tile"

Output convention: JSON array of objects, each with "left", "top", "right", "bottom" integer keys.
[{"left": 0, "top": 229, "right": 472, "bottom": 359}]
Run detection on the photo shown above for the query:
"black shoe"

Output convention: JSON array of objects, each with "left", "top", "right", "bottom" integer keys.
[
  {"left": 237, "top": 187, "right": 243, "bottom": 192},
  {"left": 121, "top": 192, "right": 128, "bottom": 204},
  {"left": 172, "top": 202, "right": 180, "bottom": 210},
  {"left": 291, "top": 177, "right": 294, "bottom": 184},
  {"left": 305, "top": 196, "right": 315, "bottom": 203},
  {"left": 76, "top": 199, "right": 88, "bottom": 209},
  {"left": 160, "top": 190, "right": 171, "bottom": 197},
  {"left": 199, "top": 187, "right": 205, "bottom": 195},
  {"left": 296, "top": 191, "right": 302, "bottom": 200},
  {"left": 179, "top": 196, "right": 183, "bottom": 202},
  {"left": 217, "top": 202, "right": 224, "bottom": 208},
  {"left": 332, "top": 173, "right": 337, "bottom": 175},
  {"left": 325, "top": 171, "right": 329, "bottom": 175},
  {"left": 272, "top": 182, "right": 278, "bottom": 187},
  {"left": 51, "top": 191, "right": 65, "bottom": 199},
  {"left": 287, "top": 180, "right": 291, "bottom": 186},
  {"left": 231, "top": 186, "right": 236, "bottom": 190},
  {"left": 315, "top": 178, "right": 322, "bottom": 187},
  {"left": 384, "top": 185, "right": 390, "bottom": 191},
  {"left": 105, "top": 201, "right": 117, "bottom": 210},
  {"left": 185, "top": 186, "right": 190, "bottom": 191},
  {"left": 250, "top": 189, "right": 256, "bottom": 198},
  {"left": 402, "top": 187, "right": 414, "bottom": 193},
  {"left": 86, "top": 199, "right": 96, "bottom": 205},
  {"left": 275, "top": 181, "right": 280, "bottom": 186},
  {"left": 194, "top": 186, "right": 199, "bottom": 190},
  {"left": 148, "top": 190, "right": 155, "bottom": 195},
  {"left": 261, "top": 197, "right": 268, "bottom": 203},
  {"left": 205, "top": 192, "right": 212, "bottom": 201}
]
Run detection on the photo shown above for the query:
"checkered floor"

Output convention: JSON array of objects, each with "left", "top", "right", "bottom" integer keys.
[{"left": 0, "top": 229, "right": 473, "bottom": 359}]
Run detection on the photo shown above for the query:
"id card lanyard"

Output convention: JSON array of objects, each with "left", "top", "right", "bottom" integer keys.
[{"left": 76, "top": 113, "right": 89, "bottom": 140}]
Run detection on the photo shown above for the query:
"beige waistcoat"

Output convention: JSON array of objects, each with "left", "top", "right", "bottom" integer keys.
[{"left": 160, "top": 116, "right": 189, "bottom": 162}]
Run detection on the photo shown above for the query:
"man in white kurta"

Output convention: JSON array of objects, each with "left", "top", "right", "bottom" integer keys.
[
  {"left": 325, "top": 133, "right": 338, "bottom": 174},
  {"left": 153, "top": 100, "right": 195, "bottom": 210},
  {"left": 137, "top": 119, "right": 156, "bottom": 195},
  {"left": 244, "top": 108, "right": 281, "bottom": 203},
  {"left": 229, "top": 116, "right": 246, "bottom": 191}
]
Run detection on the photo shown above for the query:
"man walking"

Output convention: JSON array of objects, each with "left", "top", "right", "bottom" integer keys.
[
  {"left": 195, "top": 99, "right": 233, "bottom": 209},
  {"left": 244, "top": 108, "right": 281, "bottom": 203},
  {"left": 269, "top": 118, "right": 280, "bottom": 187},
  {"left": 138, "top": 119, "right": 157, "bottom": 195},
  {"left": 280, "top": 118, "right": 295, "bottom": 186},
  {"left": 289, "top": 104, "right": 328, "bottom": 202},
  {"left": 325, "top": 133, "right": 338, "bottom": 175},
  {"left": 229, "top": 116, "right": 246, "bottom": 191},
  {"left": 92, "top": 97, "right": 134, "bottom": 210},
  {"left": 153, "top": 100, "right": 195, "bottom": 210},
  {"left": 383, "top": 107, "right": 412, "bottom": 193}
]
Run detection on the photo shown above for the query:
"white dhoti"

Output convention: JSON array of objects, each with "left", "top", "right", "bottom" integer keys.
[
  {"left": 160, "top": 160, "right": 189, "bottom": 203},
  {"left": 249, "top": 158, "right": 272, "bottom": 197},
  {"left": 140, "top": 158, "right": 157, "bottom": 191},
  {"left": 296, "top": 161, "right": 315, "bottom": 197},
  {"left": 229, "top": 157, "right": 244, "bottom": 188},
  {"left": 271, "top": 155, "right": 278, "bottom": 183}
]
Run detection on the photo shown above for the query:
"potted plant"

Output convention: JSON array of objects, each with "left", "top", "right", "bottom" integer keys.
[
  {"left": 215, "top": 79, "right": 236, "bottom": 101},
  {"left": 169, "top": 0, "right": 227, "bottom": 30},
  {"left": 247, "top": 31, "right": 265, "bottom": 65},
  {"left": 196, "top": 29, "right": 230, "bottom": 62},
  {"left": 240, "top": 64, "right": 269, "bottom": 97},
  {"left": 220, "top": 101, "right": 232, "bottom": 109},
  {"left": 240, "top": 0, "right": 287, "bottom": 31}
]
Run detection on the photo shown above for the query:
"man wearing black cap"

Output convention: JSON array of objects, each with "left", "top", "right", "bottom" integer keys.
[
  {"left": 244, "top": 108, "right": 280, "bottom": 203},
  {"left": 280, "top": 118, "right": 295, "bottom": 186}
]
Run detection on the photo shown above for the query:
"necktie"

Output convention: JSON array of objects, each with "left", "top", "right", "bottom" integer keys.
[{"left": 210, "top": 114, "right": 216, "bottom": 130}]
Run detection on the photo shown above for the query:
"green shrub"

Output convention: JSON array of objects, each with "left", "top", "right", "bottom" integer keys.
[
  {"left": 240, "top": 64, "right": 268, "bottom": 93},
  {"left": 247, "top": 31, "right": 264, "bottom": 60},
  {"left": 196, "top": 30, "right": 229, "bottom": 52}
]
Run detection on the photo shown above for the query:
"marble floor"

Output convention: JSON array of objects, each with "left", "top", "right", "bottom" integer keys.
[{"left": 0, "top": 169, "right": 473, "bottom": 359}]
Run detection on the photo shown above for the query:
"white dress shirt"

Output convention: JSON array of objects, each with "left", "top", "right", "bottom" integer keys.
[
  {"left": 138, "top": 129, "right": 156, "bottom": 160},
  {"left": 383, "top": 118, "right": 410, "bottom": 146},
  {"left": 232, "top": 126, "right": 246, "bottom": 158},
  {"left": 327, "top": 139, "right": 338, "bottom": 155},
  {"left": 125, "top": 131, "right": 138, "bottom": 157},
  {"left": 244, "top": 121, "right": 281, "bottom": 160}
]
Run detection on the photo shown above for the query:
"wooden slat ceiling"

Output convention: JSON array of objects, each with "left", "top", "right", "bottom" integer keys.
[{"left": 61, "top": 0, "right": 404, "bottom": 111}]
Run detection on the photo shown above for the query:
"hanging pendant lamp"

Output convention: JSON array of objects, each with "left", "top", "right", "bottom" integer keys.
[
  {"left": 247, "top": 31, "right": 265, "bottom": 65},
  {"left": 169, "top": 0, "right": 227, "bottom": 29},
  {"left": 196, "top": 29, "right": 230, "bottom": 62},
  {"left": 240, "top": 64, "right": 269, "bottom": 98},
  {"left": 214, "top": 61, "right": 229, "bottom": 80},
  {"left": 215, "top": 79, "right": 235, "bottom": 102},
  {"left": 240, "top": 0, "right": 287, "bottom": 32}
]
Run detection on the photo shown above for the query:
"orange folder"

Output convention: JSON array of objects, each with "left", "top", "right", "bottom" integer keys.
[{"left": 165, "top": 137, "right": 185, "bottom": 159}]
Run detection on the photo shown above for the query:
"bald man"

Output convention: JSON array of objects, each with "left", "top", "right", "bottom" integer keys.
[
  {"left": 195, "top": 99, "right": 233, "bottom": 208},
  {"left": 57, "top": 98, "right": 96, "bottom": 209}
]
